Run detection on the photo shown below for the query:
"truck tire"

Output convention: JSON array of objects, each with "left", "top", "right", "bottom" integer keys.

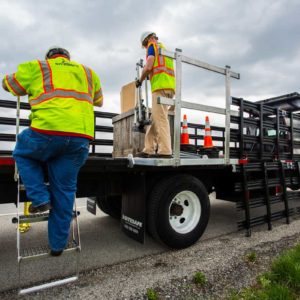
[
  {"left": 96, "top": 195, "right": 121, "bottom": 219},
  {"left": 147, "top": 174, "right": 210, "bottom": 249}
]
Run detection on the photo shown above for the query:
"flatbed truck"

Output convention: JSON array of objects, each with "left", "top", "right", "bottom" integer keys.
[{"left": 1, "top": 49, "right": 300, "bottom": 252}]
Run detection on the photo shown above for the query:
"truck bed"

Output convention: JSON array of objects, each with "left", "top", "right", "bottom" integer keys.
[{"left": 0, "top": 95, "right": 300, "bottom": 248}]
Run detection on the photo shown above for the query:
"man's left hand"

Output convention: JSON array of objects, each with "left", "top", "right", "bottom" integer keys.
[{"left": 135, "top": 79, "right": 142, "bottom": 88}]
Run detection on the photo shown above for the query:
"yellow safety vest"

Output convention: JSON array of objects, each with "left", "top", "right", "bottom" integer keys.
[
  {"left": 146, "top": 41, "right": 175, "bottom": 93},
  {"left": 4, "top": 56, "right": 102, "bottom": 139}
]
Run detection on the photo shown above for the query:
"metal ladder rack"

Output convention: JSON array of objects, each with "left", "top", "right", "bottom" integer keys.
[
  {"left": 236, "top": 161, "right": 300, "bottom": 235},
  {"left": 14, "top": 97, "right": 81, "bottom": 295}
]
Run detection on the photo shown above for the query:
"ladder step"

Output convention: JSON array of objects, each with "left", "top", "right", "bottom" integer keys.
[
  {"left": 16, "top": 212, "right": 49, "bottom": 224},
  {"left": 12, "top": 211, "right": 80, "bottom": 224},
  {"left": 19, "top": 276, "right": 78, "bottom": 295},
  {"left": 20, "top": 241, "right": 79, "bottom": 260}
]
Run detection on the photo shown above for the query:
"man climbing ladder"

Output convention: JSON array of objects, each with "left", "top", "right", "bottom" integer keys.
[{"left": 2, "top": 46, "right": 103, "bottom": 256}]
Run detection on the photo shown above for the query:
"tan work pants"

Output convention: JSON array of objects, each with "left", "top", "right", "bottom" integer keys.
[{"left": 143, "top": 90, "right": 175, "bottom": 155}]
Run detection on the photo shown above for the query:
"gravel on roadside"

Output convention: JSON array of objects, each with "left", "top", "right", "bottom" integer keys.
[{"left": 1, "top": 219, "right": 300, "bottom": 300}]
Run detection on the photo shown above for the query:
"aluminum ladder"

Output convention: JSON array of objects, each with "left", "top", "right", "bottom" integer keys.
[{"left": 13, "top": 96, "right": 81, "bottom": 295}]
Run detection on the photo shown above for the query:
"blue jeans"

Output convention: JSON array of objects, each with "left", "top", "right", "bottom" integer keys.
[{"left": 13, "top": 128, "right": 90, "bottom": 251}]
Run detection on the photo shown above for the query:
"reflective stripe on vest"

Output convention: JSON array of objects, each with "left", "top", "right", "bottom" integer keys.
[
  {"left": 94, "top": 88, "right": 103, "bottom": 100},
  {"left": 5, "top": 74, "right": 27, "bottom": 95},
  {"left": 32, "top": 61, "right": 93, "bottom": 106},
  {"left": 158, "top": 54, "right": 164, "bottom": 66},
  {"left": 150, "top": 42, "right": 175, "bottom": 77},
  {"left": 38, "top": 61, "right": 53, "bottom": 93},
  {"left": 30, "top": 89, "right": 93, "bottom": 106},
  {"left": 82, "top": 65, "right": 93, "bottom": 96},
  {"left": 153, "top": 66, "right": 175, "bottom": 77},
  {"left": 147, "top": 41, "right": 175, "bottom": 93}
]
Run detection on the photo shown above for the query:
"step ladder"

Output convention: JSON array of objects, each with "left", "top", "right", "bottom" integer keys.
[
  {"left": 14, "top": 184, "right": 81, "bottom": 295},
  {"left": 14, "top": 185, "right": 81, "bottom": 295},
  {"left": 13, "top": 96, "right": 81, "bottom": 295}
]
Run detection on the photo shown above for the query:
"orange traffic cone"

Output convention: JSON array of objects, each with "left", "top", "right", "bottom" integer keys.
[
  {"left": 180, "top": 114, "right": 189, "bottom": 144},
  {"left": 204, "top": 116, "right": 214, "bottom": 148}
]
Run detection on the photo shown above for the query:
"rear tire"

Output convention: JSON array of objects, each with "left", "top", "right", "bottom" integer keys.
[
  {"left": 147, "top": 174, "right": 210, "bottom": 249},
  {"left": 96, "top": 195, "right": 122, "bottom": 219}
]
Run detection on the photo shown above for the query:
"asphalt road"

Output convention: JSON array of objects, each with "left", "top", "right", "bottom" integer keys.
[{"left": 0, "top": 195, "right": 237, "bottom": 292}]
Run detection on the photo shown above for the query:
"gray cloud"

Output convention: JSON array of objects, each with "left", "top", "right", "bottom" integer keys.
[{"left": 0, "top": 0, "right": 299, "bottom": 113}]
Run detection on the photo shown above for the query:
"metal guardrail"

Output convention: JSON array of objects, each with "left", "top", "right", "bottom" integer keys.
[
  {"left": 1, "top": 95, "right": 300, "bottom": 161},
  {"left": 230, "top": 96, "right": 300, "bottom": 162},
  {"left": 0, "top": 99, "right": 117, "bottom": 157},
  {"left": 0, "top": 98, "right": 227, "bottom": 157},
  {"left": 158, "top": 48, "right": 240, "bottom": 165}
]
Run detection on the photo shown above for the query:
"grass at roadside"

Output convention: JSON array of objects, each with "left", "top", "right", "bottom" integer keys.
[
  {"left": 228, "top": 244, "right": 300, "bottom": 300},
  {"left": 146, "top": 288, "right": 158, "bottom": 300},
  {"left": 193, "top": 271, "right": 207, "bottom": 286}
]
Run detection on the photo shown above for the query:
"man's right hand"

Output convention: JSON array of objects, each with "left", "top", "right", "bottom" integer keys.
[{"left": 135, "top": 79, "right": 142, "bottom": 88}]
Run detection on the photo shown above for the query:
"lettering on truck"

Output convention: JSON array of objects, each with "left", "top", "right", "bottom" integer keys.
[{"left": 122, "top": 214, "right": 143, "bottom": 229}]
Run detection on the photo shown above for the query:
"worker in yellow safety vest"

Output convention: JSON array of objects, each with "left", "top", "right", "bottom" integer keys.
[
  {"left": 135, "top": 32, "right": 175, "bottom": 158},
  {"left": 2, "top": 47, "right": 103, "bottom": 256}
]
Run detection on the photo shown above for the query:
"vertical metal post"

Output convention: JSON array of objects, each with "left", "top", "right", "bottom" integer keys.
[
  {"left": 144, "top": 76, "right": 150, "bottom": 121},
  {"left": 240, "top": 99, "right": 244, "bottom": 159},
  {"left": 173, "top": 49, "right": 183, "bottom": 166},
  {"left": 225, "top": 66, "right": 232, "bottom": 164},
  {"left": 15, "top": 96, "right": 21, "bottom": 182},
  {"left": 73, "top": 197, "right": 81, "bottom": 279},
  {"left": 290, "top": 112, "right": 294, "bottom": 160},
  {"left": 242, "top": 164, "right": 251, "bottom": 237},
  {"left": 137, "top": 60, "right": 143, "bottom": 122},
  {"left": 15, "top": 96, "right": 22, "bottom": 290},
  {"left": 263, "top": 162, "right": 272, "bottom": 230},
  {"left": 92, "top": 115, "right": 96, "bottom": 154},
  {"left": 260, "top": 104, "right": 264, "bottom": 160},
  {"left": 276, "top": 108, "right": 280, "bottom": 160},
  {"left": 280, "top": 161, "right": 290, "bottom": 224}
]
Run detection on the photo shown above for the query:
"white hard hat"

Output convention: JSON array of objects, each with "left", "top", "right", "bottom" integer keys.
[{"left": 140, "top": 31, "right": 156, "bottom": 45}]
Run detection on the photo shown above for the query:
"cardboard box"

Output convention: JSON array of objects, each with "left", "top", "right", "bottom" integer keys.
[
  {"left": 120, "top": 81, "right": 136, "bottom": 113},
  {"left": 112, "top": 109, "right": 174, "bottom": 158}
]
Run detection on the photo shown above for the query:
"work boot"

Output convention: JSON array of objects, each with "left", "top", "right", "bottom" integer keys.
[
  {"left": 135, "top": 152, "right": 149, "bottom": 158},
  {"left": 50, "top": 249, "right": 63, "bottom": 257},
  {"left": 151, "top": 154, "right": 173, "bottom": 158},
  {"left": 28, "top": 202, "right": 52, "bottom": 214}
]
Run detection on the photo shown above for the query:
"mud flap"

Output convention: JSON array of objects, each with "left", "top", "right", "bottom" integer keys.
[
  {"left": 121, "top": 172, "right": 146, "bottom": 243},
  {"left": 87, "top": 197, "right": 97, "bottom": 215}
]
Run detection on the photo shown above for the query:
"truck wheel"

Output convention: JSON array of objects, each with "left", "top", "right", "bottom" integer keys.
[
  {"left": 96, "top": 195, "right": 121, "bottom": 219},
  {"left": 147, "top": 174, "right": 210, "bottom": 249}
]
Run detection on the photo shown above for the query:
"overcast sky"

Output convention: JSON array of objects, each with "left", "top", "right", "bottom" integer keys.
[{"left": 0, "top": 0, "right": 299, "bottom": 117}]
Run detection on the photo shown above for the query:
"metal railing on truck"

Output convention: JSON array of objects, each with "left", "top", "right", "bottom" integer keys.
[
  {"left": 163, "top": 93, "right": 300, "bottom": 162},
  {"left": 227, "top": 93, "right": 300, "bottom": 236},
  {"left": 157, "top": 48, "right": 240, "bottom": 166},
  {"left": 230, "top": 95, "right": 300, "bottom": 162},
  {"left": 0, "top": 99, "right": 117, "bottom": 157},
  {"left": 0, "top": 98, "right": 228, "bottom": 158},
  {"left": 2, "top": 92, "right": 300, "bottom": 163}
]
